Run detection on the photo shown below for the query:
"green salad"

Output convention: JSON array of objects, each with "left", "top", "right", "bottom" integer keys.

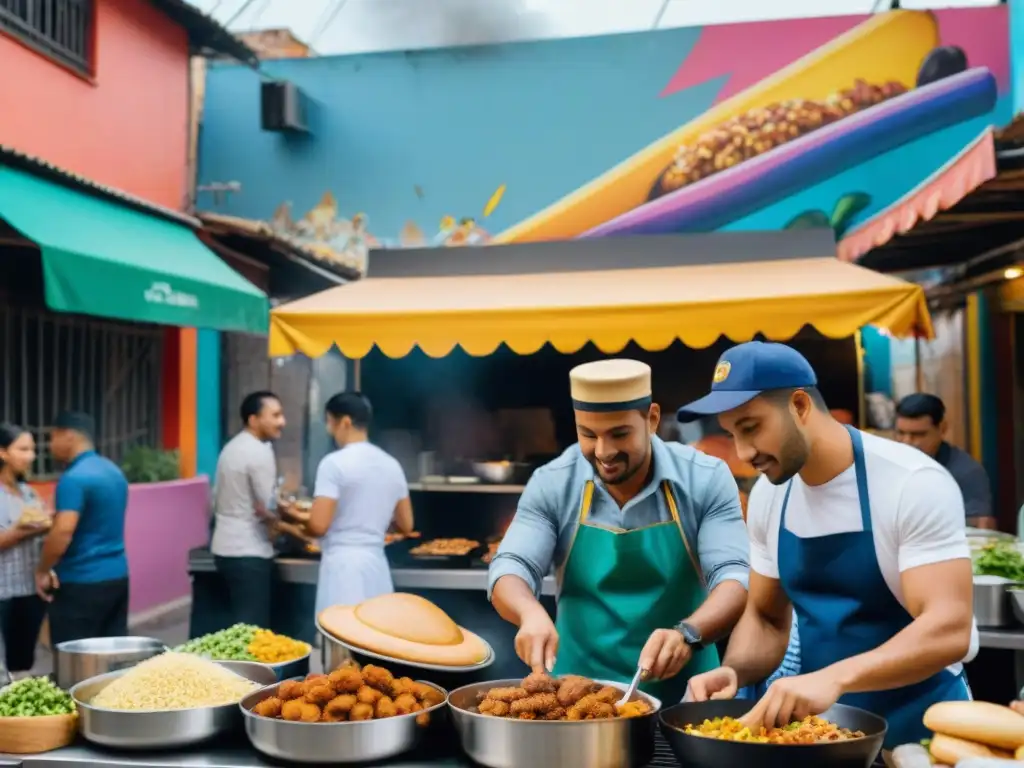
[
  {"left": 0, "top": 677, "right": 75, "bottom": 717},
  {"left": 973, "top": 542, "right": 1024, "bottom": 582},
  {"left": 175, "top": 623, "right": 259, "bottom": 661}
]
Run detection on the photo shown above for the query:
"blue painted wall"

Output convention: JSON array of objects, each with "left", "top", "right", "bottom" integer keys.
[{"left": 196, "top": 328, "right": 221, "bottom": 479}]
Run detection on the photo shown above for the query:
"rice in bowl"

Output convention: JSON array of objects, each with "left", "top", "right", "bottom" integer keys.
[{"left": 90, "top": 652, "right": 259, "bottom": 711}]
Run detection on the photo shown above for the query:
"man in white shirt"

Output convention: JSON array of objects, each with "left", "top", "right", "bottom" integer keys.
[
  {"left": 677, "top": 342, "right": 974, "bottom": 752},
  {"left": 210, "top": 391, "right": 286, "bottom": 628},
  {"left": 304, "top": 392, "right": 413, "bottom": 615}
]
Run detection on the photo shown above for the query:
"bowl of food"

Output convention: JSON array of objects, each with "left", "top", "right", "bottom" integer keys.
[
  {"left": 176, "top": 623, "right": 312, "bottom": 680},
  {"left": 447, "top": 672, "right": 660, "bottom": 768},
  {"left": 0, "top": 677, "right": 78, "bottom": 754},
  {"left": 658, "top": 699, "right": 886, "bottom": 768},
  {"left": 470, "top": 461, "right": 531, "bottom": 484},
  {"left": 54, "top": 635, "right": 167, "bottom": 690},
  {"left": 317, "top": 593, "right": 495, "bottom": 690},
  {"left": 70, "top": 651, "right": 276, "bottom": 749},
  {"left": 241, "top": 661, "right": 447, "bottom": 763}
]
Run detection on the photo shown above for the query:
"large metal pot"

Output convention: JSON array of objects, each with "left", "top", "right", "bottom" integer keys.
[
  {"left": 659, "top": 700, "right": 886, "bottom": 768},
  {"left": 70, "top": 660, "right": 277, "bottom": 749},
  {"left": 240, "top": 678, "right": 448, "bottom": 763},
  {"left": 447, "top": 678, "right": 661, "bottom": 768},
  {"left": 973, "top": 576, "right": 1016, "bottom": 628},
  {"left": 316, "top": 620, "right": 495, "bottom": 691},
  {"left": 54, "top": 637, "right": 167, "bottom": 690}
]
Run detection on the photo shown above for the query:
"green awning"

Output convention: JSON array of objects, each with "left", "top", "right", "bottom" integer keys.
[{"left": 0, "top": 166, "right": 268, "bottom": 333}]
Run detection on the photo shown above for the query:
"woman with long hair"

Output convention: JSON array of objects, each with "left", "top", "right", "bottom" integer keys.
[{"left": 0, "top": 424, "right": 51, "bottom": 678}]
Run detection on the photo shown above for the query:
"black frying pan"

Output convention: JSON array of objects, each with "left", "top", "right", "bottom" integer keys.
[{"left": 659, "top": 700, "right": 886, "bottom": 768}]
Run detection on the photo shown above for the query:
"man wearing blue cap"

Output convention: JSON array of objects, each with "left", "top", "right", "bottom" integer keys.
[
  {"left": 489, "top": 359, "right": 750, "bottom": 705},
  {"left": 678, "top": 342, "right": 975, "bottom": 750}
]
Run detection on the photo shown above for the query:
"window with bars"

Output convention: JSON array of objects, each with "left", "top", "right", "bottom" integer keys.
[
  {"left": 0, "top": 0, "right": 92, "bottom": 73},
  {"left": 0, "top": 305, "right": 164, "bottom": 478}
]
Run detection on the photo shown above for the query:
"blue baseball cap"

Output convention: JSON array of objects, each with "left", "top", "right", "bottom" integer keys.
[{"left": 676, "top": 342, "right": 817, "bottom": 423}]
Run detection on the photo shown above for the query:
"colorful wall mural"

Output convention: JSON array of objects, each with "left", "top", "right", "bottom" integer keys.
[{"left": 197, "top": 7, "right": 1009, "bottom": 271}]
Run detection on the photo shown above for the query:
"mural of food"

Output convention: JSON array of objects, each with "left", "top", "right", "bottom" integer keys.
[{"left": 493, "top": 11, "right": 946, "bottom": 243}]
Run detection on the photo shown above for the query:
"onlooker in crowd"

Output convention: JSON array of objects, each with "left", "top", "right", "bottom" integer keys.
[
  {"left": 895, "top": 393, "right": 994, "bottom": 529},
  {"left": 211, "top": 391, "right": 285, "bottom": 628},
  {"left": 0, "top": 425, "right": 50, "bottom": 678},
  {"left": 37, "top": 412, "right": 130, "bottom": 644}
]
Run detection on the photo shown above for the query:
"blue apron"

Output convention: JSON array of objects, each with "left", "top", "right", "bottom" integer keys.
[{"left": 777, "top": 425, "right": 970, "bottom": 750}]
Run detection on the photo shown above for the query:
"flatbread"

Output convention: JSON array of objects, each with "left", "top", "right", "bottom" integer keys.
[{"left": 319, "top": 593, "right": 490, "bottom": 667}]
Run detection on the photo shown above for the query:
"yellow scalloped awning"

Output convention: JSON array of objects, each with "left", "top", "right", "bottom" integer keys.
[{"left": 268, "top": 256, "right": 933, "bottom": 359}]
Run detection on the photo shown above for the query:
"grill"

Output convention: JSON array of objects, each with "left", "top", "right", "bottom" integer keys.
[{"left": 649, "top": 732, "right": 680, "bottom": 768}]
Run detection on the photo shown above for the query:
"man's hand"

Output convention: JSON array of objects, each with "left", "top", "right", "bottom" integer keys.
[
  {"left": 514, "top": 606, "right": 558, "bottom": 673},
  {"left": 741, "top": 669, "right": 844, "bottom": 729},
  {"left": 640, "top": 628, "right": 692, "bottom": 680},
  {"left": 35, "top": 570, "right": 59, "bottom": 602},
  {"left": 16, "top": 520, "right": 49, "bottom": 537},
  {"left": 685, "top": 667, "right": 739, "bottom": 702}
]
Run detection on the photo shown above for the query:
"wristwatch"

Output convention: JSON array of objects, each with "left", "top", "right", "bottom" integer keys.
[{"left": 675, "top": 621, "right": 705, "bottom": 650}]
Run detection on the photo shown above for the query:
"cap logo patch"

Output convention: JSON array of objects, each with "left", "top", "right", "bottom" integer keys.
[{"left": 712, "top": 361, "right": 731, "bottom": 384}]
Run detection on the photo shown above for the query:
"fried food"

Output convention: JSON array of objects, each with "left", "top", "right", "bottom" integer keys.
[
  {"left": 394, "top": 693, "right": 419, "bottom": 715},
  {"left": 375, "top": 695, "right": 397, "bottom": 719},
  {"left": 683, "top": 715, "right": 865, "bottom": 743},
  {"left": 362, "top": 664, "right": 394, "bottom": 692},
  {"left": 510, "top": 693, "right": 559, "bottom": 716},
  {"left": 248, "top": 661, "right": 444, "bottom": 723},
  {"left": 472, "top": 674, "right": 649, "bottom": 722},
  {"left": 349, "top": 702, "right": 374, "bottom": 721},
  {"left": 557, "top": 677, "right": 598, "bottom": 707},
  {"left": 522, "top": 672, "right": 558, "bottom": 694},
  {"left": 304, "top": 684, "right": 336, "bottom": 706},
  {"left": 328, "top": 667, "right": 363, "bottom": 693},
  {"left": 277, "top": 680, "right": 305, "bottom": 701},
  {"left": 252, "top": 696, "right": 283, "bottom": 718},
  {"left": 410, "top": 538, "right": 480, "bottom": 556}
]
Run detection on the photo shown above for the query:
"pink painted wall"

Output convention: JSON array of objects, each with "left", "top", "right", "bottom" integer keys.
[{"left": 125, "top": 476, "right": 210, "bottom": 614}]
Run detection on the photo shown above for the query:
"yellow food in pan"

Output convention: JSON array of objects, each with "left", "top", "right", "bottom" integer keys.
[
  {"left": 494, "top": 11, "right": 939, "bottom": 243},
  {"left": 683, "top": 715, "right": 865, "bottom": 744}
]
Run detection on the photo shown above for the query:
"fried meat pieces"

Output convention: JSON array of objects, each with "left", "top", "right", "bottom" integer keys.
[{"left": 475, "top": 673, "right": 651, "bottom": 721}]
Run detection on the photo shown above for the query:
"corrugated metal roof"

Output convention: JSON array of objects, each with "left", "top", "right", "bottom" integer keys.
[
  {"left": 0, "top": 145, "right": 199, "bottom": 228},
  {"left": 149, "top": 0, "right": 259, "bottom": 67},
  {"left": 199, "top": 212, "right": 362, "bottom": 281}
]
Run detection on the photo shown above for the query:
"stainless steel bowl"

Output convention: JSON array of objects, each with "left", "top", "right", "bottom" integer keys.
[
  {"left": 973, "top": 576, "right": 1016, "bottom": 627},
  {"left": 240, "top": 678, "right": 448, "bottom": 763},
  {"left": 447, "top": 678, "right": 661, "bottom": 768},
  {"left": 70, "top": 660, "right": 277, "bottom": 749},
  {"left": 54, "top": 636, "right": 167, "bottom": 690},
  {"left": 1009, "top": 588, "right": 1024, "bottom": 625},
  {"left": 471, "top": 461, "right": 516, "bottom": 484}
]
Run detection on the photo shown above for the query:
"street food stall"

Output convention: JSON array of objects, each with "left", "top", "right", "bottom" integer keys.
[{"left": 185, "top": 231, "right": 933, "bottom": 677}]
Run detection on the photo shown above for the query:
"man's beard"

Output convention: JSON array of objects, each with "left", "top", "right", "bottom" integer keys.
[
  {"left": 760, "top": 418, "right": 809, "bottom": 486},
  {"left": 592, "top": 446, "right": 648, "bottom": 486}
]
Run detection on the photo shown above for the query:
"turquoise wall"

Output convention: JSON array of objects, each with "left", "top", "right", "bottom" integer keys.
[{"left": 196, "top": 329, "right": 221, "bottom": 479}]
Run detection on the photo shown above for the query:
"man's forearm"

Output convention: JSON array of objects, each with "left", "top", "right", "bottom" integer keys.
[
  {"left": 827, "top": 611, "right": 972, "bottom": 695},
  {"left": 492, "top": 574, "right": 544, "bottom": 626},
  {"left": 37, "top": 531, "right": 72, "bottom": 573},
  {"left": 721, "top": 605, "right": 792, "bottom": 687},
  {"left": 682, "top": 580, "right": 747, "bottom": 642}
]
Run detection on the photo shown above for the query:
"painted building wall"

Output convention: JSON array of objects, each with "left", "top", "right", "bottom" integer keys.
[{"left": 0, "top": 0, "right": 198, "bottom": 477}]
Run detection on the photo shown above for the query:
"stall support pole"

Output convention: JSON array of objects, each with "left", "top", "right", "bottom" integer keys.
[
  {"left": 914, "top": 335, "right": 924, "bottom": 392},
  {"left": 966, "top": 292, "right": 984, "bottom": 463},
  {"left": 855, "top": 330, "right": 866, "bottom": 430},
  {"left": 353, "top": 358, "right": 362, "bottom": 391}
]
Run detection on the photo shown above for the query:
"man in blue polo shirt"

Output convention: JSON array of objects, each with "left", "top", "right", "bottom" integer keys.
[{"left": 36, "top": 411, "right": 130, "bottom": 644}]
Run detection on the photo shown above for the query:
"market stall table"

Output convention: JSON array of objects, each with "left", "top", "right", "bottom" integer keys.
[{"left": 0, "top": 733, "right": 684, "bottom": 767}]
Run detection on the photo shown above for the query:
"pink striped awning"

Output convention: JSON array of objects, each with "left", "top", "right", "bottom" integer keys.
[{"left": 837, "top": 128, "right": 997, "bottom": 263}]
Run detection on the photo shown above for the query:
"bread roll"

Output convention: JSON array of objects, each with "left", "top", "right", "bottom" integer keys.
[
  {"left": 1016, "top": 743, "right": 1024, "bottom": 760},
  {"left": 319, "top": 593, "right": 490, "bottom": 667},
  {"left": 929, "top": 734, "right": 1011, "bottom": 764},
  {"left": 924, "top": 701, "right": 1024, "bottom": 750}
]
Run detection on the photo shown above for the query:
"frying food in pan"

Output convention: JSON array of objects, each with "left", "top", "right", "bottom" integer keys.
[
  {"left": 473, "top": 672, "right": 651, "bottom": 721},
  {"left": 684, "top": 714, "right": 864, "bottom": 743}
]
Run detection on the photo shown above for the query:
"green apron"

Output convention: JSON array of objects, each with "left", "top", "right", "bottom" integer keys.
[{"left": 552, "top": 479, "right": 720, "bottom": 705}]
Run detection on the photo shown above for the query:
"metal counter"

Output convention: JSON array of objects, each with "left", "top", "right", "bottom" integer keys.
[{"left": 187, "top": 549, "right": 557, "bottom": 595}]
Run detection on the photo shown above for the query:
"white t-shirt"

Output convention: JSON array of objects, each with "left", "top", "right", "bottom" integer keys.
[
  {"left": 746, "top": 430, "right": 978, "bottom": 673},
  {"left": 313, "top": 442, "right": 409, "bottom": 550}
]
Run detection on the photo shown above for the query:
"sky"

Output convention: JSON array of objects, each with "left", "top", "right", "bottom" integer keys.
[{"left": 185, "top": 0, "right": 1000, "bottom": 56}]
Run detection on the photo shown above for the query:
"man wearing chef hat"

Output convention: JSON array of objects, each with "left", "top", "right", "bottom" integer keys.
[
  {"left": 488, "top": 359, "right": 751, "bottom": 704},
  {"left": 679, "top": 341, "right": 975, "bottom": 750}
]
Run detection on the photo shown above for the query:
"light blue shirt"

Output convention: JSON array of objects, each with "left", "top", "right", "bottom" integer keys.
[
  {"left": 740, "top": 610, "right": 801, "bottom": 700},
  {"left": 487, "top": 436, "right": 750, "bottom": 600}
]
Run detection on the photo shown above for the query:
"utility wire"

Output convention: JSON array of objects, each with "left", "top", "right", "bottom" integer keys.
[
  {"left": 225, "top": 0, "right": 260, "bottom": 28},
  {"left": 310, "top": 0, "right": 350, "bottom": 46}
]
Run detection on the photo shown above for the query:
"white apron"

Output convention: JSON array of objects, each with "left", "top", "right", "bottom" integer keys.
[{"left": 315, "top": 544, "right": 394, "bottom": 615}]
